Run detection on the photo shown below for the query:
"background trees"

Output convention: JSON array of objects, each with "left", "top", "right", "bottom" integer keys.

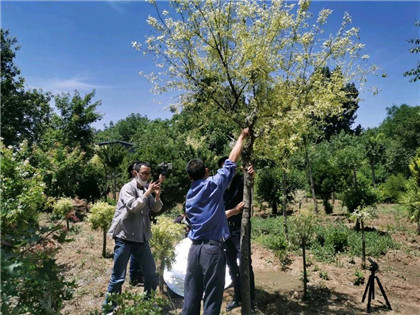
[{"left": 1, "top": 29, "right": 51, "bottom": 147}]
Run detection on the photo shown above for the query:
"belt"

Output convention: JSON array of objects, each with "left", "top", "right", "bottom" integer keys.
[{"left": 192, "top": 239, "right": 225, "bottom": 248}]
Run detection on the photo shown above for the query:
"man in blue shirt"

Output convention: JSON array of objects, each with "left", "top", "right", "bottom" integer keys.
[{"left": 182, "top": 128, "right": 249, "bottom": 315}]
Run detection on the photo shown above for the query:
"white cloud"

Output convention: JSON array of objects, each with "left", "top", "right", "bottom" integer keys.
[
  {"left": 106, "top": 1, "right": 126, "bottom": 14},
  {"left": 27, "top": 75, "right": 109, "bottom": 94}
]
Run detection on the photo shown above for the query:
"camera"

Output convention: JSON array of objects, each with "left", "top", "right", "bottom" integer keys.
[
  {"left": 368, "top": 257, "right": 379, "bottom": 272},
  {"left": 158, "top": 162, "right": 173, "bottom": 175}
]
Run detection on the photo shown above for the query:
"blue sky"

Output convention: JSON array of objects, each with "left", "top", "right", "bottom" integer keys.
[{"left": 2, "top": 0, "right": 419, "bottom": 130}]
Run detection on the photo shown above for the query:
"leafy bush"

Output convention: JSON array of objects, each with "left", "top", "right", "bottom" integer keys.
[
  {"left": 1, "top": 250, "right": 75, "bottom": 315},
  {"left": 150, "top": 216, "right": 186, "bottom": 291},
  {"left": 53, "top": 197, "right": 75, "bottom": 230},
  {"left": 1, "top": 141, "right": 45, "bottom": 241},
  {"left": 32, "top": 143, "right": 86, "bottom": 198},
  {"left": 100, "top": 291, "right": 169, "bottom": 315},
  {"left": 1, "top": 141, "right": 75, "bottom": 314},
  {"left": 324, "top": 225, "right": 349, "bottom": 253},
  {"left": 311, "top": 225, "right": 348, "bottom": 262},
  {"left": 251, "top": 216, "right": 285, "bottom": 238},
  {"left": 378, "top": 173, "right": 408, "bottom": 203},
  {"left": 310, "top": 224, "right": 398, "bottom": 262},
  {"left": 88, "top": 201, "right": 115, "bottom": 257},
  {"left": 347, "top": 230, "right": 399, "bottom": 257},
  {"left": 403, "top": 152, "right": 420, "bottom": 234},
  {"left": 53, "top": 197, "right": 74, "bottom": 218},
  {"left": 341, "top": 179, "right": 377, "bottom": 213},
  {"left": 353, "top": 269, "right": 365, "bottom": 285}
]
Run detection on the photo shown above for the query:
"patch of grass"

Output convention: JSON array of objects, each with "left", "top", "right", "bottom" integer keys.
[
  {"left": 253, "top": 217, "right": 400, "bottom": 263},
  {"left": 347, "top": 230, "right": 399, "bottom": 257},
  {"left": 97, "top": 291, "right": 169, "bottom": 315},
  {"left": 353, "top": 269, "right": 365, "bottom": 285},
  {"left": 319, "top": 270, "right": 329, "bottom": 280}
]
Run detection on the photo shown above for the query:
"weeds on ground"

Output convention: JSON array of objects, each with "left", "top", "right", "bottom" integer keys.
[
  {"left": 96, "top": 291, "right": 169, "bottom": 315},
  {"left": 252, "top": 216, "right": 400, "bottom": 264}
]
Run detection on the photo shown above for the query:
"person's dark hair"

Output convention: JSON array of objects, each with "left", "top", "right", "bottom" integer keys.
[
  {"left": 186, "top": 158, "right": 206, "bottom": 180},
  {"left": 217, "top": 156, "right": 228, "bottom": 168},
  {"left": 127, "top": 161, "right": 151, "bottom": 177}
]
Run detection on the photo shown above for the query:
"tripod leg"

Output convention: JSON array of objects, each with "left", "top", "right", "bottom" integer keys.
[
  {"left": 371, "top": 274, "right": 375, "bottom": 300},
  {"left": 367, "top": 275, "right": 375, "bottom": 313},
  {"left": 375, "top": 277, "right": 392, "bottom": 310},
  {"left": 362, "top": 276, "right": 372, "bottom": 302}
]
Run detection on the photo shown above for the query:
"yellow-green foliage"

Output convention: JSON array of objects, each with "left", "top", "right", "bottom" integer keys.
[
  {"left": 53, "top": 197, "right": 74, "bottom": 218},
  {"left": 150, "top": 216, "right": 185, "bottom": 273},
  {"left": 409, "top": 151, "right": 420, "bottom": 186},
  {"left": 405, "top": 152, "right": 420, "bottom": 230},
  {"left": 88, "top": 201, "right": 115, "bottom": 231},
  {"left": 290, "top": 210, "right": 318, "bottom": 246}
]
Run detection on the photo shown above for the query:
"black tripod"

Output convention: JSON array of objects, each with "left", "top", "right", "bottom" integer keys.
[{"left": 362, "top": 258, "right": 392, "bottom": 313}]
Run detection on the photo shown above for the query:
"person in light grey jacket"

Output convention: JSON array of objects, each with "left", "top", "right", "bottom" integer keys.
[{"left": 103, "top": 161, "right": 162, "bottom": 312}]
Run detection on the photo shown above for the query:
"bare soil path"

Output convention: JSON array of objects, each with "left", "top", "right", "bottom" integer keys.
[{"left": 58, "top": 204, "right": 420, "bottom": 314}]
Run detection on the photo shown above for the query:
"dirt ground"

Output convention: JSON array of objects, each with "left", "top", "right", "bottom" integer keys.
[{"left": 57, "top": 203, "right": 420, "bottom": 314}]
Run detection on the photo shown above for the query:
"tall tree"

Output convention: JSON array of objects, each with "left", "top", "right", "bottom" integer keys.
[
  {"left": 44, "top": 90, "right": 102, "bottom": 158},
  {"left": 363, "top": 129, "right": 386, "bottom": 186},
  {"left": 380, "top": 104, "right": 420, "bottom": 176},
  {"left": 1, "top": 29, "right": 51, "bottom": 147},
  {"left": 403, "top": 21, "right": 420, "bottom": 82},
  {"left": 139, "top": 1, "right": 375, "bottom": 311}
]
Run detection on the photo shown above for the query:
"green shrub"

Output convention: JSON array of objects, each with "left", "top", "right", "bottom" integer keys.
[
  {"left": 251, "top": 216, "right": 284, "bottom": 238},
  {"left": 53, "top": 197, "right": 74, "bottom": 218},
  {"left": 324, "top": 225, "right": 349, "bottom": 253},
  {"left": 347, "top": 230, "right": 399, "bottom": 257},
  {"left": 1, "top": 141, "right": 45, "bottom": 240},
  {"left": 378, "top": 174, "right": 408, "bottom": 203},
  {"left": 353, "top": 269, "right": 365, "bottom": 285},
  {"left": 100, "top": 291, "right": 169, "bottom": 315},
  {"left": 342, "top": 181, "right": 377, "bottom": 213},
  {"left": 150, "top": 216, "right": 186, "bottom": 291},
  {"left": 53, "top": 197, "right": 75, "bottom": 230},
  {"left": 89, "top": 201, "right": 115, "bottom": 257},
  {"left": 310, "top": 224, "right": 399, "bottom": 262},
  {"left": 1, "top": 141, "right": 75, "bottom": 314}
]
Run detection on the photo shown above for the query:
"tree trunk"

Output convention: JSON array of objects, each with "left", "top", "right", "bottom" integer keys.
[
  {"left": 370, "top": 159, "right": 376, "bottom": 186},
  {"left": 272, "top": 199, "right": 278, "bottom": 216},
  {"left": 361, "top": 219, "right": 366, "bottom": 269},
  {"left": 112, "top": 170, "right": 117, "bottom": 201},
  {"left": 102, "top": 229, "right": 107, "bottom": 258},
  {"left": 302, "top": 239, "right": 308, "bottom": 299},
  {"left": 159, "top": 264, "right": 165, "bottom": 292},
  {"left": 282, "top": 168, "right": 289, "bottom": 241},
  {"left": 304, "top": 143, "right": 318, "bottom": 214},
  {"left": 240, "top": 137, "right": 254, "bottom": 315},
  {"left": 417, "top": 219, "right": 420, "bottom": 236}
]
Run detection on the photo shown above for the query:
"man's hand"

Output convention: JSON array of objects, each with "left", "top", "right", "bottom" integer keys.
[
  {"left": 146, "top": 181, "right": 161, "bottom": 196},
  {"left": 158, "top": 174, "right": 166, "bottom": 183},
  {"left": 229, "top": 127, "right": 250, "bottom": 163},
  {"left": 226, "top": 201, "right": 244, "bottom": 218},
  {"left": 241, "top": 127, "right": 250, "bottom": 139},
  {"left": 246, "top": 165, "right": 255, "bottom": 178}
]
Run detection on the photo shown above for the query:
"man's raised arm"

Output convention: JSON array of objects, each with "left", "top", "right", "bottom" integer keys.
[{"left": 228, "top": 128, "right": 249, "bottom": 163}]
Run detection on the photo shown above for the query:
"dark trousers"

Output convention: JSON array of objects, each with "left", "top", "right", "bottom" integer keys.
[
  {"left": 103, "top": 238, "right": 158, "bottom": 310},
  {"left": 225, "top": 227, "right": 255, "bottom": 302},
  {"left": 129, "top": 254, "right": 144, "bottom": 283},
  {"left": 182, "top": 242, "right": 226, "bottom": 315}
]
